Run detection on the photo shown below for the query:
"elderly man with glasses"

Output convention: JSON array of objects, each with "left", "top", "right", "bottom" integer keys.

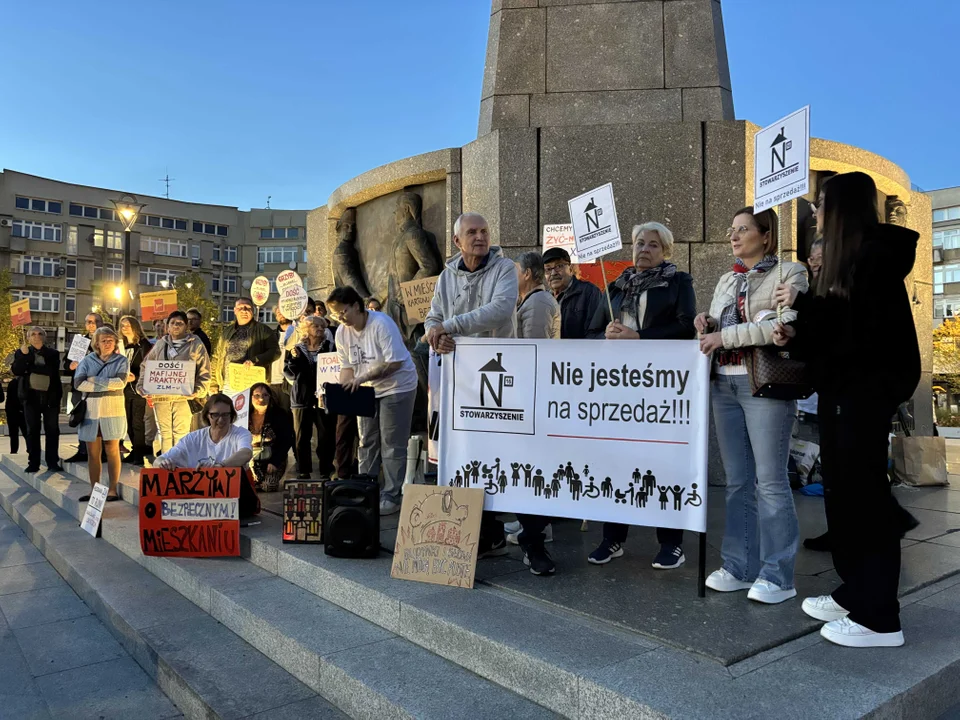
[
  {"left": 541, "top": 248, "right": 602, "bottom": 340},
  {"left": 214, "top": 297, "right": 281, "bottom": 393}
]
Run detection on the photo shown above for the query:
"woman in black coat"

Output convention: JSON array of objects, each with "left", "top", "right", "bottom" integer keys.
[
  {"left": 4, "top": 377, "right": 28, "bottom": 455},
  {"left": 11, "top": 327, "right": 63, "bottom": 473},
  {"left": 119, "top": 316, "right": 154, "bottom": 465},
  {"left": 584, "top": 222, "right": 696, "bottom": 570},
  {"left": 247, "top": 383, "right": 294, "bottom": 492},
  {"left": 775, "top": 172, "right": 919, "bottom": 649}
]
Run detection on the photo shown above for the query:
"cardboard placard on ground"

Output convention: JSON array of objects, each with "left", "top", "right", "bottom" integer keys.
[
  {"left": 753, "top": 105, "right": 810, "bottom": 212},
  {"left": 391, "top": 485, "right": 484, "bottom": 589},
  {"left": 567, "top": 183, "right": 622, "bottom": 263},
  {"left": 278, "top": 285, "right": 308, "bottom": 322},
  {"left": 542, "top": 223, "right": 585, "bottom": 264},
  {"left": 80, "top": 483, "right": 110, "bottom": 537},
  {"left": 250, "top": 276, "right": 271, "bottom": 306},
  {"left": 140, "top": 290, "right": 178, "bottom": 322},
  {"left": 10, "top": 299, "right": 31, "bottom": 327},
  {"left": 139, "top": 468, "right": 241, "bottom": 557},
  {"left": 67, "top": 334, "right": 91, "bottom": 363},
  {"left": 142, "top": 360, "right": 197, "bottom": 396},
  {"left": 229, "top": 388, "right": 251, "bottom": 428},
  {"left": 227, "top": 363, "right": 266, "bottom": 393},
  {"left": 399, "top": 276, "right": 439, "bottom": 323},
  {"left": 275, "top": 269, "right": 302, "bottom": 293}
]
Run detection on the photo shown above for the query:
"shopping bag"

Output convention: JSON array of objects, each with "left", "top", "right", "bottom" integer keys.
[
  {"left": 891, "top": 436, "right": 948, "bottom": 487},
  {"left": 789, "top": 438, "right": 820, "bottom": 485}
]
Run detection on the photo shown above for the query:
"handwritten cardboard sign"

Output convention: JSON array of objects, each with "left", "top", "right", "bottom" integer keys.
[
  {"left": 315, "top": 352, "right": 342, "bottom": 388},
  {"left": 251, "top": 276, "right": 271, "bottom": 307},
  {"left": 227, "top": 363, "right": 266, "bottom": 393},
  {"left": 140, "top": 290, "right": 178, "bottom": 322},
  {"left": 139, "top": 468, "right": 241, "bottom": 557},
  {"left": 142, "top": 360, "right": 196, "bottom": 396},
  {"left": 275, "top": 269, "right": 302, "bottom": 293},
  {"left": 10, "top": 299, "right": 31, "bottom": 327},
  {"left": 391, "top": 485, "right": 484, "bottom": 589},
  {"left": 542, "top": 223, "right": 586, "bottom": 264},
  {"left": 399, "top": 276, "right": 439, "bottom": 323},
  {"left": 80, "top": 483, "right": 110, "bottom": 538},
  {"left": 278, "top": 285, "right": 308, "bottom": 321},
  {"left": 67, "top": 334, "right": 91, "bottom": 363}
]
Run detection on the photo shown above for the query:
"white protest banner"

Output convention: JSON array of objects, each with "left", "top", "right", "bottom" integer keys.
[
  {"left": 67, "top": 334, "right": 91, "bottom": 363},
  {"left": 251, "top": 276, "right": 271, "bottom": 307},
  {"left": 427, "top": 349, "right": 441, "bottom": 464},
  {"left": 542, "top": 224, "right": 584, "bottom": 264},
  {"left": 567, "top": 183, "right": 622, "bottom": 263},
  {"left": 229, "top": 388, "right": 251, "bottom": 428},
  {"left": 275, "top": 269, "right": 302, "bottom": 293},
  {"left": 753, "top": 106, "right": 810, "bottom": 212},
  {"left": 80, "top": 483, "right": 110, "bottom": 537},
  {"left": 279, "top": 285, "right": 308, "bottom": 321},
  {"left": 439, "top": 338, "right": 709, "bottom": 533},
  {"left": 142, "top": 360, "right": 196, "bottom": 396}
]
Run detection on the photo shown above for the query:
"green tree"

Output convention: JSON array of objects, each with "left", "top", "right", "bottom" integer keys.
[
  {"left": 0, "top": 269, "right": 25, "bottom": 378},
  {"left": 933, "top": 317, "right": 960, "bottom": 377},
  {"left": 174, "top": 272, "right": 224, "bottom": 382}
]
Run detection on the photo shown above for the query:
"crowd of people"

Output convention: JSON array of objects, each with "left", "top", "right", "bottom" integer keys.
[{"left": 3, "top": 170, "right": 920, "bottom": 649}]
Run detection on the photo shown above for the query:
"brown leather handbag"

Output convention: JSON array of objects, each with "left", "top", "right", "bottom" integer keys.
[{"left": 745, "top": 346, "right": 813, "bottom": 400}]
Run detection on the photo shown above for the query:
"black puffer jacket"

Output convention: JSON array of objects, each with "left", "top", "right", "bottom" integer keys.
[
  {"left": 557, "top": 277, "right": 603, "bottom": 339},
  {"left": 12, "top": 345, "right": 63, "bottom": 408},
  {"left": 585, "top": 268, "right": 696, "bottom": 340}
]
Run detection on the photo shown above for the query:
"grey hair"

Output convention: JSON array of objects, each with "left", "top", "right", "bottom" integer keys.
[
  {"left": 28, "top": 326, "right": 46, "bottom": 339},
  {"left": 809, "top": 237, "right": 823, "bottom": 251},
  {"left": 453, "top": 212, "right": 486, "bottom": 238},
  {"left": 517, "top": 251, "right": 545, "bottom": 284},
  {"left": 632, "top": 222, "right": 675, "bottom": 260}
]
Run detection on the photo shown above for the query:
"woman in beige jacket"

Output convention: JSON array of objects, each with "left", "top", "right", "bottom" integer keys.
[{"left": 695, "top": 206, "right": 808, "bottom": 605}]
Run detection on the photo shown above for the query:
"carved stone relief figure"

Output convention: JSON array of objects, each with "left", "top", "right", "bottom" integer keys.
[
  {"left": 387, "top": 191, "right": 442, "bottom": 341},
  {"left": 332, "top": 207, "right": 370, "bottom": 297},
  {"left": 886, "top": 196, "right": 908, "bottom": 227}
]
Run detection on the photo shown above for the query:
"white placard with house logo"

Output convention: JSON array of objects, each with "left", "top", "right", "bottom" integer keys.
[
  {"left": 439, "top": 338, "right": 710, "bottom": 533},
  {"left": 753, "top": 106, "right": 811, "bottom": 211},
  {"left": 566, "top": 183, "right": 622, "bottom": 263},
  {"left": 80, "top": 482, "right": 110, "bottom": 537}
]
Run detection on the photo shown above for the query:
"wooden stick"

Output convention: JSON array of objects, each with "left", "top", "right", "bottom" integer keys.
[
  {"left": 599, "top": 258, "right": 615, "bottom": 323},
  {"left": 776, "top": 205, "right": 784, "bottom": 323}
]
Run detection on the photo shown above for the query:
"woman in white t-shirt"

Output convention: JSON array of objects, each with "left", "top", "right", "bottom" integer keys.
[
  {"left": 327, "top": 286, "right": 418, "bottom": 516},
  {"left": 155, "top": 394, "right": 253, "bottom": 471}
]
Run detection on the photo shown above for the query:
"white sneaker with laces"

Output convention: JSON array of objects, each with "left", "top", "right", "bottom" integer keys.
[
  {"left": 379, "top": 499, "right": 400, "bottom": 516},
  {"left": 506, "top": 524, "right": 553, "bottom": 546},
  {"left": 503, "top": 520, "right": 522, "bottom": 535},
  {"left": 802, "top": 595, "right": 849, "bottom": 622},
  {"left": 820, "top": 617, "right": 904, "bottom": 648},
  {"left": 747, "top": 579, "right": 797, "bottom": 604},
  {"left": 705, "top": 568, "right": 755, "bottom": 593}
]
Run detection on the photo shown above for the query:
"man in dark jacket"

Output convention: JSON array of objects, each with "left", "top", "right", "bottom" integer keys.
[
  {"left": 62, "top": 312, "right": 103, "bottom": 463},
  {"left": 186, "top": 308, "right": 212, "bottom": 354},
  {"left": 542, "top": 248, "right": 602, "bottom": 339},
  {"left": 12, "top": 327, "right": 64, "bottom": 473},
  {"left": 215, "top": 297, "right": 281, "bottom": 392}
]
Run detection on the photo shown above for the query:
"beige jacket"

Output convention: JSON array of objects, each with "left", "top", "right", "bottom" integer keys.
[{"left": 707, "top": 261, "right": 808, "bottom": 348}]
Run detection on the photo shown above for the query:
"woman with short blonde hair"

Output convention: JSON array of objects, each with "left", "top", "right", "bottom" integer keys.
[{"left": 632, "top": 222, "right": 675, "bottom": 261}]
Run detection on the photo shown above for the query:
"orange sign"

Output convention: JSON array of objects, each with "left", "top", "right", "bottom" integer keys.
[
  {"left": 10, "top": 299, "right": 31, "bottom": 327},
  {"left": 140, "top": 290, "right": 178, "bottom": 322},
  {"left": 139, "top": 468, "right": 241, "bottom": 557}
]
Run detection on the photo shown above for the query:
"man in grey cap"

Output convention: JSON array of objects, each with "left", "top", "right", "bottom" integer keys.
[{"left": 542, "top": 247, "right": 602, "bottom": 339}]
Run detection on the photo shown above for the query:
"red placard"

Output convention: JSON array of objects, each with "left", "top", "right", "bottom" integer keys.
[
  {"left": 577, "top": 261, "right": 632, "bottom": 289},
  {"left": 139, "top": 468, "right": 241, "bottom": 557}
]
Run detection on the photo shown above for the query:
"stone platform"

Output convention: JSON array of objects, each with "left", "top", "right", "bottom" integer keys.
[{"left": 1, "top": 441, "right": 959, "bottom": 718}]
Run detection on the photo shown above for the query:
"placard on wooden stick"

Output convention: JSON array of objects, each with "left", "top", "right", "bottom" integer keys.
[
  {"left": 10, "top": 299, "right": 31, "bottom": 327},
  {"left": 140, "top": 290, "right": 177, "bottom": 322},
  {"left": 391, "top": 485, "right": 484, "bottom": 589},
  {"left": 399, "top": 276, "right": 439, "bottom": 323}
]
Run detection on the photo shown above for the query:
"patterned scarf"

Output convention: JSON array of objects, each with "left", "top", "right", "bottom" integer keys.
[
  {"left": 615, "top": 262, "right": 677, "bottom": 321},
  {"left": 716, "top": 254, "right": 778, "bottom": 366}
]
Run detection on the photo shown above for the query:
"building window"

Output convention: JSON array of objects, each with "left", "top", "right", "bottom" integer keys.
[
  {"left": 192, "top": 221, "right": 229, "bottom": 236},
  {"left": 16, "top": 196, "right": 62, "bottom": 214},
  {"left": 934, "top": 263, "right": 960, "bottom": 295},
  {"left": 18, "top": 255, "right": 61, "bottom": 277},
  {"left": 212, "top": 275, "right": 238, "bottom": 294},
  {"left": 66, "top": 259, "right": 77, "bottom": 289},
  {"left": 225, "top": 245, "right": 237, "bottom": 262},
  {"left": 141, "top": 235, "right": 188, "bottom": 257},
  {"left": 12, "top": 220, "right": 62, "bottom": 243},
  {"left": 259, "top": 308, "right": 275, "bottom": 324},
  {"left": 68, "top": 203, "right": 116, "bottom": 221},
  {"left": 93, "top": 263, "right": 102, "bottom": 281},
  {"left": 13, "top": 290, "right": 60, "bottom": 313},
  {"left": 139, "top": 214, "right": 187, "bottom": 231},
  {"left": 257, "top": 246, "right": 300, "bottom": 265},
  {"left": 934, "top": 206, "right": 960, "bottom": 223},
  {"left": 67, "top": 225, "right": 78, "bottom": 255},
  {"left": 65, "top": 295, "right": 76, "bottom": 323},
  {"left": 220, "top": 307, "right": 235, "bottom": 323},
  {"left": 935, "top": 229, "right": 960, "bottom": 250},
  {"left": 106, "top": 263, "right": 122, "bottom": 282},
  {"left": 93, "top": 229, "right": 124, "bottom": 250},
  {"left": 139, "top": 267, "right": 180, "bottom": 287},
  {"left": 260, "top": 227, "right": 300, "bottom": 239}
]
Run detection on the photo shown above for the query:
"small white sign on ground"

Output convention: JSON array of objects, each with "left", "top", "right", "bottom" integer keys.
[
  {"left": 567, "top": 183, "right": 622, "bottom": 262},
  {"left": 753, "top": 106, "right": 811, "bottom": 211},
  {"left": 80, "top": 483, "right": 110, "bottom": 537}
]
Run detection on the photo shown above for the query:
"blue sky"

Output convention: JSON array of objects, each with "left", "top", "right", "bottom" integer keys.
[{"left": 2, "top": 0, "right": 956, "bottom": 209}]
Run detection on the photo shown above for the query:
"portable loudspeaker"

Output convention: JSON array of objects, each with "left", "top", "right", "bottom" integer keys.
[{"left": 323, "top": 475, "right": 380, "bottom": 558}]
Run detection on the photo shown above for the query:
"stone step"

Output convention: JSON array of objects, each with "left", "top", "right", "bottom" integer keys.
[{"left": 0, "top": 457, "right": 561, "bottom": 720}]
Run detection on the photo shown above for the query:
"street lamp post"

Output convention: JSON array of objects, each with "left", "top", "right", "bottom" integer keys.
[{"left": 111, "top": 194, "right": 147, "bottom": 316}]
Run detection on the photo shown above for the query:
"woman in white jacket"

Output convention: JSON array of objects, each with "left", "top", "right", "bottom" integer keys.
[{"left": 696, "top": 206, "right": 808, "bottom": 605}]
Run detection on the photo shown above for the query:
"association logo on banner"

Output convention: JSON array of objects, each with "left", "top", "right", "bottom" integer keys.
[{"left": 452, "top": 345, "right": 537, "bottom": 435}]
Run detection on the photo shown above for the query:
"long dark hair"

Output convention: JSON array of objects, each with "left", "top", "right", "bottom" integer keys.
[
  {"left": 817, "top": 172, "right": 880, "bottom": 299},
  {"left": 119, "top": 315, "right": 146, "bottom": 343}
]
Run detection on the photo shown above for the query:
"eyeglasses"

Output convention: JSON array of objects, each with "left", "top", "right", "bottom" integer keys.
[
  {"left": 726, "top": 225, "right": 751, "bottom": 237},
  {"left": 543, "top": 264, "right": 569, "bottom": 276},
  {"left": 235, "top": 306, "right": 253, "bottom": 313},
  {"left": 207, "top": 411, "right": 231, "bottom": 420},
  {"left": 168, "top": 320, "right": 186, "bottom": 327}
]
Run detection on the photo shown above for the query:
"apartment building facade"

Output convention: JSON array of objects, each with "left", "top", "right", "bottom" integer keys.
[
  {"left": 929, "top": 186, "right": 960, "bottom": 327},
  {"left": 0, "top": 170, "right": 308, "bottom": 344}
]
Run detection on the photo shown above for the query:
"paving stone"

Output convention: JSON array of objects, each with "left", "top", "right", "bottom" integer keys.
[
  {"left": 13, "top": 616, "right": 125, "bottom": 677},
  {"left": 0, "top": 585, "right": 90, "bottom": 629},
  {"left": 0, "top": 693, "right": 52, "bottom": 719},
  {"left": 895, "top": 486, "right": 960, "bottom": 514},
  {"left": 35, "top": 656, "right": 180, "bottom": 720},
  {"left": 903, "top": 507, "right": 960, "bottom": 542},
  {"left": 920, "top": 582, "right": 960, "bottom": 614},
  {"left": 0, "top": 628, "right": 39, "bottom": 697},
  {"left": 244, "top": 695, "right": 346, "bottom": 720},
  {"left": 900, "top": 542, "right": 960, "bottom": 595},
  {"left": 928, "top": 532, "right": 960, "bottom": 549},
  {"left": 0, "top": 537, "right": 44, "bottom": 568},
  {"left": 0, "top": 562, "right": 64, "bottom": 596}
]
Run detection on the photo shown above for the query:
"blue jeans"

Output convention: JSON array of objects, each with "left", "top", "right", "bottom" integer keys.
[{"left": 712, "top": 374, "right": 798, "bottom": 589}]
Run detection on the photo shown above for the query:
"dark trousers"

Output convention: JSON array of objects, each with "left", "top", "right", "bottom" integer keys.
[
  {"left": 292, "top": 407, "right": 335, "bottom": 476},
  {"left": 480, "top": 512, "right": 504, "bottom": 549},
  {"left": 335, "top": 413, "right": 359, "bottom": 479},
  {"left": 124, "top": 391, "right": 149, "bottom": 456},
  {"left": 24, "top": 401, "right": 60, "bottom": 468},
  {"left": 603, "top": 522, "right": 683, "bottom": 547},
  {"left": 7, "top": 408, "right": 27, "bottom": 454},
  {"left": 516, "top": 514, "right": 550, "bottom": 548},
  {"left": 820, "top": 394, "right": 901, "bottom": 633}
]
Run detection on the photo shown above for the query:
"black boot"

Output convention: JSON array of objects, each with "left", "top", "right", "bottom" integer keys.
[{"left": 803, "top": 531, "right": 832, "bottom": 552}]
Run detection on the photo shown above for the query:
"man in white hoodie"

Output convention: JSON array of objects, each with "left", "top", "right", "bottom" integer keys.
[{"left": 424, "top": 212, "right": 518, "bottom": 560}]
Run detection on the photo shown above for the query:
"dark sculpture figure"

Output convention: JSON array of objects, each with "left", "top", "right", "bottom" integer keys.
[
  {"left": 332, "top": 208, "right": 370, "bottom": 297},
  {"left": 886, "top": 196, "right": 908, "bottom": 227},
  {"left": 387, "top": 192, "right": 442, "bottom": 340}
]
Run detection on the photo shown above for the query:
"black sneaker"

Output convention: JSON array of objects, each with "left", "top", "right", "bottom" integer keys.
[
  {"left": 296, "top": 472, "right": 312, "bottom": 480},
  {"left": 522, "top": 545, "right": 556, "bottom": 576},
  {"left": 25, "top": 465, "right": 40, "bottom": 473},
  {"left": 478, "top": 538, "right": 508, "bottom": 559},
  {"left": 64, "top": 453, "right": 87, "bottom": 464},
  {"left": 652, "top": 544, "right": 685, "bottom": 570},
  {"left": 803, "top": 532, "right": 831, "bottom": 552},
  {"left": 587, "top": 539, "right": 624, "bottom": 565},
  {"left": 48, "top": 464, "right": 64, "bottom": 473}
]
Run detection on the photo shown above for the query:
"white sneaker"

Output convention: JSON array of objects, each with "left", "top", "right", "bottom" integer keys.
[
  {"left": 705, "top": 568, "right": 755, "bottom": 593},
  {"left": 820, "top": 617, "right": 904, "bottom": 648},
  {"left": 506, "top": 524, "right": 553, "bottom": 546},
  {"left": 802, "top": 595, "right": 849, "bottom": 622},
  {"left": 747, "top": 579, "right": 797, "bottom": 604},
  {"left": 379, "top": 499, "right": 400, "bottom": 516},
  {"left": 503, "top": 520, "right": 522, "bottom": 535}
]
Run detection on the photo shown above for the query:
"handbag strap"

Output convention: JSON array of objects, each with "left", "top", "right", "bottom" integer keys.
[{"left": 80, "top": 356, "right": 114, "bottom": 401}]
